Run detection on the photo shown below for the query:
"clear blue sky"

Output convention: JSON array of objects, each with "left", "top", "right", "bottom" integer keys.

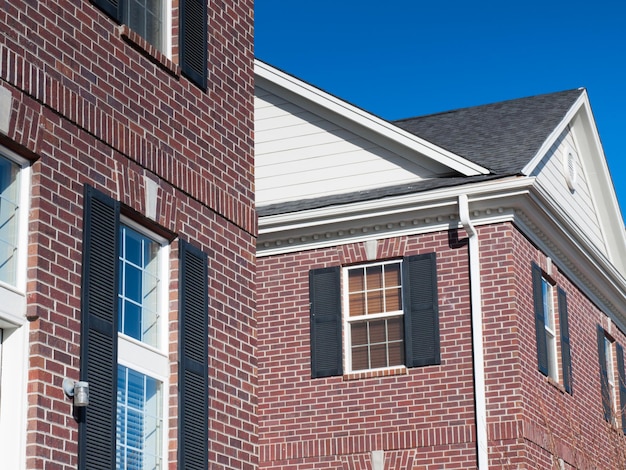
[{"left": 255, "top": 1, "right": 626, "bottom": 221}]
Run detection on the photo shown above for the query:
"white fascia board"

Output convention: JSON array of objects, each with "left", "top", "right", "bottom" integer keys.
[
  {"left": 255, "top": 60, "right": 489, "bottom": 177},
  {"left": 259, "top": 176, "right": 531, "bottom": 236},
  {"left": 521, "top": 89, "right": 586, "bottom": 175}
]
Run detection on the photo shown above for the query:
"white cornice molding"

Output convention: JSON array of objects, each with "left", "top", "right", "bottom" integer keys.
[
  {"left": 255, "top": 60, "right": 489, "bottom": 177},
  {"left": 258, "top": 178, "right": 626, "bottom": 327},
  {"left": 258, "top": 177, "right": 531, "bottom": 254}
]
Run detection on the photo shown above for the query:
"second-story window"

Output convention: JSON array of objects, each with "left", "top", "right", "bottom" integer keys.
[{"left": 125, "top": 0, "right": 165, "bottom": 52}]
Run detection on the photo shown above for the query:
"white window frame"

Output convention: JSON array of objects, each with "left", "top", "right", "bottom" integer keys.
[
  {"left": 116, "top": 217, "right": 169, "bottom": 470},
  {"left": 605, "top": 335, "right": 618, "bottom": 424},
  {"left": 343, "top": 259, "right": 404, "bottom": 373},
  {"left": 0, "top": 147, "right": 31, "bottom": 470},
  {"left": 541, "top": 277, "right": 559, "bottom": 382}
]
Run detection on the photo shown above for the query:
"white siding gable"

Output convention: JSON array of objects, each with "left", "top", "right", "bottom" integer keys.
[
  {"left": 256, "top": 86, "right": 453, "bottom": 206},
  {"left": 533, "top": 127, "right": 607, "bottom": 256}
]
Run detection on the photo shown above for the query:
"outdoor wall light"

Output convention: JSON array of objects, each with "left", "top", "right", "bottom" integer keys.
[{"left": 63, "top": 378, "right": 90, "bottom": 407}]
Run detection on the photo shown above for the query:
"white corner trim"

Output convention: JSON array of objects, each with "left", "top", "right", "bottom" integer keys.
[{"left": 255, "top": 60, "right": 490, "bottom": 177}]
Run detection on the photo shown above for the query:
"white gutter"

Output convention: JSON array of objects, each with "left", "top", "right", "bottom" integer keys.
[{"left": 459, "top": 194, "right": 489, "bottom": 469}]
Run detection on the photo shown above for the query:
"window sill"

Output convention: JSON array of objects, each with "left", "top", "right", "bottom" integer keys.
[
  {"left": 118, "top": 25, "right": 180, "bottom": 78},
  {"left": 344, "top": 366, "right": 407, "bottom": 381},
  {"left": 545, "top": 375, "right": 566, "bottom": 394}
]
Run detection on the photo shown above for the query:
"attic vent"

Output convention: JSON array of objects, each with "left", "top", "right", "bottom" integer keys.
[{"left": 563, "top": 145, "right": 577, "bottom": 192}]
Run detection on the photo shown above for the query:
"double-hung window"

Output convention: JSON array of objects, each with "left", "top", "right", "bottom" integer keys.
[
  {"left": 309, "top": 253, "right": 440, "bottom": 378},
  {"left": 116, "top": 222, "right": 168, "bottom": 470},
  {"left": 345, "top": 261, "right": 404, "bottom": 371},
  {"left": 80, "top": 186, "right": 209, "bottom": 470},
  {"left": 91, "top": 0, "right": 208, "bottom": 89},
  {"left": 597, "top": 326, "right": 626, "bottom": 430},
  {"left": 532, "top": 263, "right": 572, "bottom": 393}
]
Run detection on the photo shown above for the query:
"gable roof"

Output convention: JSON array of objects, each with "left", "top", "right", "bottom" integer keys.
[
  {"left": 258, "top": 87, "right": 585, "bottom": 217},
  {"left": 394, "top": 89, "right": 584, "bottom": 174}
]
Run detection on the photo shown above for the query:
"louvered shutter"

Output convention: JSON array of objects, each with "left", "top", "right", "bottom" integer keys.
[
  {"left": 180, "top": 0, "right": 208, "bottom": 90},
  {"left": 616, "top": 343, "right": 626, "bottom": 431},
  {"left": 309, "top": 267, "right": 342, "bottom": 378},
  {"left": 558, "top": 288, "right": 572, "bottom": 394},
  {"left": 532, "top": 263, "right": 549, "bottom": 376},
  {"left": 78, "top": 186, "right": 120, "bottom": 470},
  {"left": 178, "top": 240, "right": 209, "bottom": 469},
  {"left": 597, "top": 325, "right": 611, "bottom": 422},
  {"left": 403, "top": 253, "right": 440, "bottom": 367},
  {"left": 91, "top": 0, "right": 122, "bottom": 23}
]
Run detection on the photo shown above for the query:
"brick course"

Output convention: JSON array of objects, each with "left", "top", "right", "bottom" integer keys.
[
  {"left": 1, "top": 0, "right": 255, "bottom": 468},
  {"left": 258, "top": 222, "right": 626, "bottom": 468}
]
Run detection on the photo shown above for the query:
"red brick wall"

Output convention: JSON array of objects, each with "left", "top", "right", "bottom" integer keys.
[
  {"left": 259, "top": 223, "right": 626, "bottom": 469},
  {"left": 1, "top": 1, "right": 255, "bottom": 468},
  {"left": 257, "top": 230, "right": 478, "bottom": 468},
  {"left": 482, "top": 223, "right": 626, "bottom": 469}
]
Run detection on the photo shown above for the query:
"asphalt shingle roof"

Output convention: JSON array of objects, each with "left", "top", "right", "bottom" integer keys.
[
  {"left": 394, "top": 88, "right": 584, "bottom": 174},
  {"left": 259, "top": 88, "right": 584, "bottom": 216}
]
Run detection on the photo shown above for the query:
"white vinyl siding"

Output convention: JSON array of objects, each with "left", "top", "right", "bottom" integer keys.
[
  {"left": 534, "top": 129, "right": 606, "bottom": 256},
  {"left": 255, "top": 86, "right": 451, "bottom": 206}
]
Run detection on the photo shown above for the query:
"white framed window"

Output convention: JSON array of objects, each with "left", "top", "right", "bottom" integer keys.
[
  {"left": 541, "top": 277, "right": 558, "bottom": 381},
  {"left": 605, "top": 335, "right": 618, "bottom": 423},
  {"left": 124, "top": 0, "right": 172, "bottom": 55},
  {"left": 116, "top": 220, "right": 169, "bottom": 470},
  {"left": 344, "top": 260, "right": 405, "bottom": 372},
  {"left": 0, "top": 147, "right": 30, "bottom": 470}
]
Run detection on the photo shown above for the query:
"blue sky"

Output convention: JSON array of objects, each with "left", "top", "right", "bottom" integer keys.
[{"left": 255, "top": 1, "right": 626, "bottom": 221}]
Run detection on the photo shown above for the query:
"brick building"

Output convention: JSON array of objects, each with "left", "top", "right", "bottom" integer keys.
[
  {"left": 255, "top": 61, "right": 626, "bottom": 468},
  {"left": 0, "top": 1, "right": 255, "bottom": 469}
]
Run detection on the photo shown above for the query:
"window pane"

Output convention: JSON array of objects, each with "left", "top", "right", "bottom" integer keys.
[
  {"left": 383, "top": 263, "right": 401, "bottom": 287},
  {"left": 348, "top": 268, "right": 364, "bottom": 293},
  {"left": 349, "top": 292, "right": 365, "bottom": 317},
  {"left": 370, "top": 343, "right": 387, "bottom": 369},
  {"left": 369, "top": 319, "right": 386, "bottom": 344},
  {"left": 351, "top": 322, "right": 367, "bottom": 346},
  {"left": 366, "top": 265, "right": 383, "bottom": 290},
  {"left": 0, "top": 158, "right": 19, "bottom": 285},
  {"left": 385, "top": 287, "right": 401, "bottom": 312},
  {"left": 387, "top": 316, "right": 403, "bottom": 342},
  {"left": 119, "top": 225, "right": 161, "bottom": 348},
  {"left": 117, "top": 366, "right": 162, "bottom": 470},
  {"left": 366, "top": 289, "right": 384, "bottom": 314},
  {"left": 351, "top": 345, "right": 368, "bottom": 371}
]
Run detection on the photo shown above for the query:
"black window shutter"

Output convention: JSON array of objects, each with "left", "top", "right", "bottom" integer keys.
[
  {"left": 180, "top": 0, "right": 208, "bottom": 90},
  {"left": 78, "top": 185, "right": 120, "bottom": 470},
  {"left": 403, "top": 253, "right": 440, "bottom": 367},
  {"left": 309, "top": 267, "right": 342, "bottom": 378},
  {"left": 597, "top": 325, "right": 611, "bottom": 422},
  {"left": 532, "top": 263, "right": 549, "bottom": 376},
  {"left": 91, "top": 0, "right": 122, "bottom": 23},
  {"left": 616, "top": 343, "right": 626, "bottom": 432},
  {"left": 557, "top": 288, "right": 572, "bottom": 394},
  {"left": 178, "top": 240, "right": 209, "bottom": 470}
]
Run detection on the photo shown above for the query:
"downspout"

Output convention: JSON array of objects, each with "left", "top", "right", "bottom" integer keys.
[{"left": 459, "top": 194, "right": 489, "bottom": 469}]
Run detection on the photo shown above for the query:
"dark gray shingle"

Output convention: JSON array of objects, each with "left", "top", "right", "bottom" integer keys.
[{"left": 394, "top": 89, "right": 584, "bottom": 174}]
